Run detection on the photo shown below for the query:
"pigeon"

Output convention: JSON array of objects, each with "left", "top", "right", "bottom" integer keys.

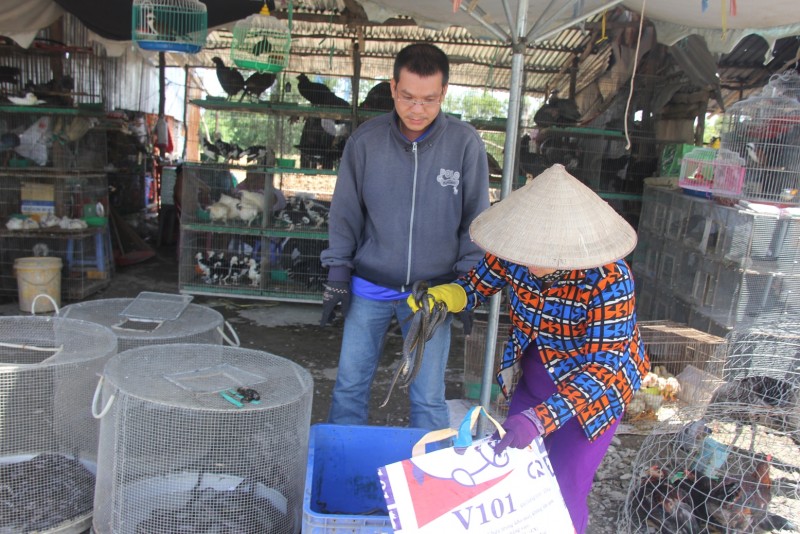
[
  {"left": 296, "top": 73, "right": 350, "bottom": 108},
  {"left": 247, "top": 258, "right": 261, "bottom": 287},
  {"left": 8, "top": 92, "right": 46, "bottom": 106},
  {"left": 0, "top": 132, "right": 20, "bottom": 151},
  {"left": 359, "top": 81, "right": 394, "bottom": 111},
  {"left": 211, "top": 57, "right": 245, "bottom": 100},
  {"left": 0, "top": 65, "right": 20, "bottom": 85},
  {"left": 241, "top": 71, "right": 276, "bottom": 101}
]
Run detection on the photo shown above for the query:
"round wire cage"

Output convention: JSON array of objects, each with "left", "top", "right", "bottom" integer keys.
[
  {"left": 0, "top": 316, "right": 117, "bottom": 534},
  {"left": 91, "top": 344, "right": 313, "bottom": 534},
  {"left": 719, "top": 87, "right": 800, "bottom": 206},
  {"left": 230, "top": 4, "right": 292, "bottom": 73},
  {"left": 60, "top": 293, "right": 238, "bottom": 351},
  {"left": 132, "top": 0, "right": 208, "bottom": 54},
  {"left": 619, "top": 328, "right": 800, "bottom": 533}
]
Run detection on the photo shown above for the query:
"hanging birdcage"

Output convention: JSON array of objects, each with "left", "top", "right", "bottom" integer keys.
[
  {"left": 132, "top": 0, "right": 208, "bottom": 54},
  {"left": 230, "top": 2, "right": 292, "bottom": 73},
  {"left": 719, "top": 86, "right": 800, "bottom": 206}
]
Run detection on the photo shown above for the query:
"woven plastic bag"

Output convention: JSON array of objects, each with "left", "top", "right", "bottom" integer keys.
[{"left": 378, "top": 406, "right": 574, "bottom": 533}]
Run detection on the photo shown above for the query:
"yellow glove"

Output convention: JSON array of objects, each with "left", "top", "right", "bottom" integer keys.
[{"left": 406, "top": 283, "right": 467, "bottom": 313}]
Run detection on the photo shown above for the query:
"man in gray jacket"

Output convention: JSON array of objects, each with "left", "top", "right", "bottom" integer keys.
[{"left": 320, "top": 43, "right": 490, "bottom": 430}]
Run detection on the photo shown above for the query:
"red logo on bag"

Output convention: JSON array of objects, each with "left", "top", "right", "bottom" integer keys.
[{"left": 401, "top": 458, "right": 512, "bottom": 528}]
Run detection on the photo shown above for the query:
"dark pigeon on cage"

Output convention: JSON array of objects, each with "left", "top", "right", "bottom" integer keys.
[
  {"left": 24, "top": 75, "right": 74, "bottom": 106},
  {"left": 359, "top": 81, "right": 394, "bottom": 112},
  {"left": 296, "top": 73, "right": 350, "bottom": 108},
  {"left": 518, "top": 133, "right": 551, "bottom": 177},
  {"left": 0, "top": 65, "right": 21, "bottom": 85},
  {"left": 295, "top": 117, "right": 347, "bottom": 170},
  {"left": 211, "top": 56, "right": 245, "bottom": 100},
  {"left": 241, "top": 71, "right": 276, "bottom": 102},
  {"left": 533, "top": 91, "right": 581, "bottom": 127},
  {"left": 282, "top": 237, "right": 326, "bottom": 290}
]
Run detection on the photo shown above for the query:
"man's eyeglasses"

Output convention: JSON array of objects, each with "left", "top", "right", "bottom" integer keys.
[{"left": 396, "top": 96, "right": 442, "bottom": 108}]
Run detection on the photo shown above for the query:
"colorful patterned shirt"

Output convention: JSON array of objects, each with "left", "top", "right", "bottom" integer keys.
[{"left": 456, "top": 254, "right": 650, "bottom": 442}]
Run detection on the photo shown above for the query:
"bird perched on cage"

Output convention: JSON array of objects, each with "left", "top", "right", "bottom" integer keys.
[
  {"left": 24, "top": 75, "right": 74, "bottom": 106},
  {"left": 209, "top": 251, "right": 228, "bottom": 284},
  {"left": 296, "top": 73, "right": 350, "bottom": 108},
  {"left": 359, "top": 81, "right": 394, "bottom": 112},
  {"left": 208, "top": 200, "right": 233, "bottom": 224},
  {"left": 221, "top": 255, "right": 241, "bottom": 285},
  {"left": 633, "top": 465, "right": 699, "bottom": 533},
  {"left": 247, "top": 258, "right": 261, "bottom": 287},
  {"left": 39, "top": 214, "right": 61, "bottom": 228},
  {"left": 302, "top": 197, "right": 329, "bottom": 228},
  {"left": 211, "top": 57, "right": 245, "bottom": 100},
  {"left": 238, "top": 190, "right": 266, "bottom": 213},
  {"left": 242, "top": 145, "right": 274, "bottom": 166},
  {"left": 518, "top": 133, "right": 550, "bottom": 178},
  {"left": 241, "top": 71, "right": 276, "bottom": 102}
]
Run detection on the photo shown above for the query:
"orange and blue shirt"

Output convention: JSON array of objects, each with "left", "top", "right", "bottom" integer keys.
[{"left": 456, "top": 254, "right": 650, "bottom": 442}]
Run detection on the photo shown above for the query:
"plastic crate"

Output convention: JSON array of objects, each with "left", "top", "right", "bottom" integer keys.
[{"left": 303, "top": 424, "right": 428, "bottom": 533}]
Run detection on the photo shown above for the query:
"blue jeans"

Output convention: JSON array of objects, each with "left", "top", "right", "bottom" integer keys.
[{"left": 328, "top": 293, "right": 453, "bottom": 430}]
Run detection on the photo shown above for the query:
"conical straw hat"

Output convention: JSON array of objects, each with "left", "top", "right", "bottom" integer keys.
[{"left": 470, "top": 164, "right": 637, "bottom": 270}]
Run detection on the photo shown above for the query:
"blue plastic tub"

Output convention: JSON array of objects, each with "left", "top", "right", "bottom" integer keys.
[{"left": 302, "top": 424, "right": 429, "bottom": 533}]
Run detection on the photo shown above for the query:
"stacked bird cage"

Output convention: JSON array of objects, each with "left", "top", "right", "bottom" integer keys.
[
  {"left": 91, "top": 344, "right": 313, "bottom": 534},
  {"left": 0, "top": 316, "right": 117, "bottom": 534},
  {"left": 624, "top": 321, "right": 728, "bottom": 427},
  {"left": 60, "top": 292, "right": 238, "bottom": 351},
  {"left": 131, "top": 0, "right": 208, "bottom": 54},
  {"left": 618, "top": 328, "right": 800, "bottom": 533},
  {"left": 718, "top": 86, "right": 800, "bottom": 205}
]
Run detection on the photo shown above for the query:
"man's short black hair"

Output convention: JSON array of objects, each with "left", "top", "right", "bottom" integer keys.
[{"left": 393, "top": 43, "right": 449, "bottom": 86}]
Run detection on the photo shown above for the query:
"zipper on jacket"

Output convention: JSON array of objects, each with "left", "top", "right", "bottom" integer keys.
[{"left": 404, "top": 142, "right": 418, "bottom": 290}]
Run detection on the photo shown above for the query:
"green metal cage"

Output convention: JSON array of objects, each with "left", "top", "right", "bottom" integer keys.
[
  {"left": 230, "top": 3, "right": 292, "bottom": 74},
  {"left": 132, "top": 0, "right": 208, "bottom": 54}
]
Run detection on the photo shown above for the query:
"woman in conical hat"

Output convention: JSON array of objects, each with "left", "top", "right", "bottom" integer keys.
[{"left": 409, "top": 164, "right": 650, "bottom": 533}]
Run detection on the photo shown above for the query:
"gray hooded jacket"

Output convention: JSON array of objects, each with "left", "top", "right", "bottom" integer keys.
[{"left": 321, "top": 110, "right": 490, "bottom": 291}]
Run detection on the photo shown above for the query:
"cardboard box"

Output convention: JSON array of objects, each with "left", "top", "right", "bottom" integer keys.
[{"left": 21, "top": 182, "right": 55, "bottom": 222}]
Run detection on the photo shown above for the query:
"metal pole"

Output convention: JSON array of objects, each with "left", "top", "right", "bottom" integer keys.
[{"left": 476, "top": 0, "right": 528, "bottom": 438}]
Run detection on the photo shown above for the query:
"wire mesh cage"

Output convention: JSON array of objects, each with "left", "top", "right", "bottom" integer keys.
[
  {"left": 463, "top": 314, "right": 511, "bottom": 415},
  {"left": 624, "top": 321, "right": 728, "bottom": 427},
  {"left": 0, "top": 170, "right": 113, "bottom": 301},
  {"left": 131, "top": 0, "right": 208, "bottom": 54},
  {"left": 91, "top": 343, "right": 313, "bottom": 534},
  {"left": 0, "top": 110, "right": 107, "bottom": 169},
  {"left": 619, "top": 403, "right": 800, "bottom": 533},
  {"left": 719, "top": 87, "right": 800, "bottom": 206},
  {"left": 230, "top": 4, "right": 292, "bottom": 73},
  {"left": 60, "top": 293, "right": 236, "bottom": 351},
  {"left": 0, "top": 316, "right": 117, "bottom": 533},
  {"left": 619, "top": 328, "right": 800, "bottom": 533}
]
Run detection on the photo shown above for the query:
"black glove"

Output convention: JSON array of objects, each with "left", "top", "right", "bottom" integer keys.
[
  {"left": 457, "top": 310, "right": 474, "bottom": 336},
  {"left": 320, "top": 281, "right": 351, "bottom": 326}
]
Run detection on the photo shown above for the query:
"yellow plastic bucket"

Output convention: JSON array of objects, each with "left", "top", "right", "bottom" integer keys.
[{"left": 14, "top": 257, "right": 62, "bottom": 313}]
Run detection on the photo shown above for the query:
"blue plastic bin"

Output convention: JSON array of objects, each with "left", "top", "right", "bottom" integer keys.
[{"left": 302, "top": 424, "right": 429, "bottom": 533}]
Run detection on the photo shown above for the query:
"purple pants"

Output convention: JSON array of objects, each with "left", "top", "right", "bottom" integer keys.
[{"left": 508, "top": 344, "right": 619, "bottom": 534}]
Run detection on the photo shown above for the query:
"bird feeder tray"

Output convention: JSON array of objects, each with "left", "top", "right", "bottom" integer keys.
[
  {"left": 230, "top": 8, "right": 291, "bottom": 73},
  {"left": 132, "top": 0, "right": 208, "bottom": 54}
]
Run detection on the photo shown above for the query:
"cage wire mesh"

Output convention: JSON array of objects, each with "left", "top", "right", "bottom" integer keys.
[
  {"left": 633, "top": 184, "right": 800, "bottom": 335},
  {"left": 91, "top": 343, "right": 313, "bottom": 534},
  {"left": 178, "top": 163, "right": 328, "bottom": 301},
  {"left": 624, "top": 321, "right": 728, "bottom": 429},
  {"left": 718, "top": 86, "right": 800, "bottom": 206},
  {"left": 60, "top": 293, "right": 234, "bottom": 351},
  {"left": 619, "top": 327, "right": 800, "bottom": 533},
  {"left": 230, "top": 4, "right": 292, "bottom": 73},
  {"left": 0, "top": 316, "right": 117, "bottom": 533},
  {"left": 131, "top": 0, "right": 208, "bottom": 54},
  {"left": 0, "top": 170, "right": 113, "bottom": 301}
]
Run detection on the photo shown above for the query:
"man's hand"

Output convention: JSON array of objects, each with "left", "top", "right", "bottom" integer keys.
[{"left": 320, "top": 281, "right": 351, "bottom": 326}]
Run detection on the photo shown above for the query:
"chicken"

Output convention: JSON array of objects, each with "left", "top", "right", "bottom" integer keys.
[
  {"left": 208, "top": 201, "right": 233, "bottom": 223},
  {"left": 211, "top": 56, "right": 245, "bottom": 100},
  {"left": 241, "top": 71, "right": 276, "bottom": 101},
  {"left": 296, "top": 73, "right": 350, "bottom": 108},
  {"left": 238, "top": 190, "right": 265, "bottom": 212},
  {"left": 634, "top": 466, "right": 699, "bottom": 533},
  {"left": 195, "top": 252, "right": 211, "bottom": 280},
  {"left": 235, "top": 202, "right": 259, "bottom": 226}
]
